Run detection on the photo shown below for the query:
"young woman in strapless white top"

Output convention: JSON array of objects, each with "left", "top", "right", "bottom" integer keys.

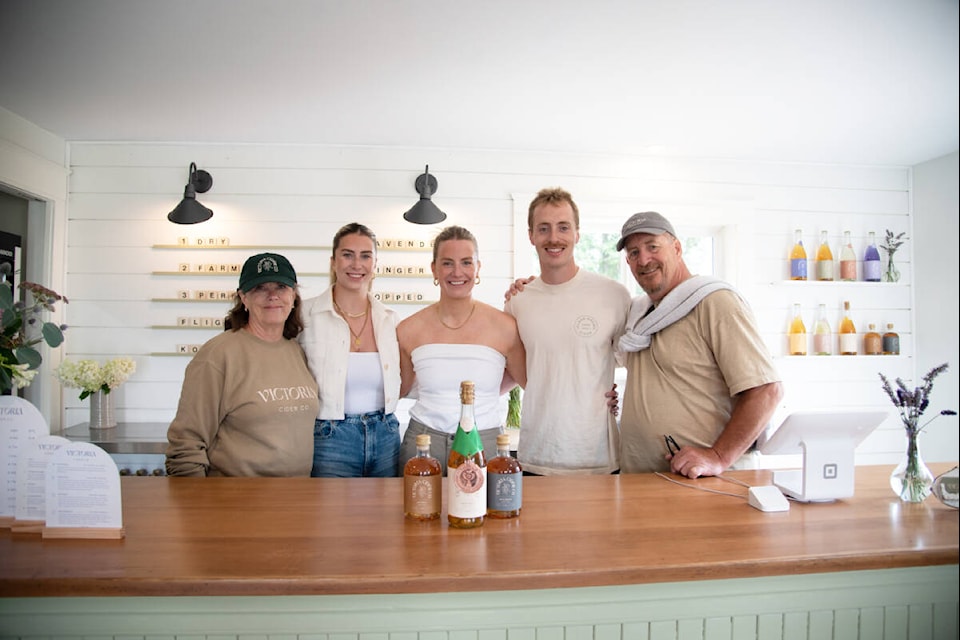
[{"left": 397, "top": 225, "right": 527, "bottom": 471}]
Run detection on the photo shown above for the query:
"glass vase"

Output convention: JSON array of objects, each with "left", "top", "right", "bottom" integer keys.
[
  {"left": 889, "top": 430, "right": 933, "bottom": 502},
  {"left": 89, "top": 390, "right": 117, "bottom": 429},
  {"left": 884, "top": 255, "right": 900, "bottom": 282}
]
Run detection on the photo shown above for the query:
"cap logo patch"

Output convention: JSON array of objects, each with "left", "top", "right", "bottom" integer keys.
[{"left": 257, "top": 257, "right": 279, "bottom": 274}]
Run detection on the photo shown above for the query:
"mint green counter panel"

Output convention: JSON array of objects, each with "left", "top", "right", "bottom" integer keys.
[{"left": 1, "top": 566, "right": 956, "bottom": 640}]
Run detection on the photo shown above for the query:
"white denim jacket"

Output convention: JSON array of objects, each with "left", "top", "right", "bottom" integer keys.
[{"left": 297, "top": 287, "right": 401, "bottom": 420}]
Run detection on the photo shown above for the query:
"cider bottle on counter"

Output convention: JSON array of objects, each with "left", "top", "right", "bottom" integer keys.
[
  {"left": 789, "top": 229, "right": 807, "bottom": 281},
  {"left": 839, "top": 230, "right": 857, "bottom": 281},
  {"left": 815, "top": 230, "right": 835, "bottom": 281},
  {"left": 882, "top": 323, "right": 900, "bottom": 355},
  {"left": 839, "top": 301, "right": 857, "bottom": 355},
  {"left": 788, "top": 303, "right": 807, "bottom": 356},
  {"left": 447, "top": 380, "right": 486, "bottom": 528},
  {"left": 813, "top": 303, "right": 832, "bottom": 355},
  {"left": 863, "top": 231, "right": 882, "bottom": 282},
  {"left": 487, "top": 433, "right": 522, "bottom": 519},
  {"left": 863, "top": 323, "right": 882, "bottom": 355},
  {"left": 404, "top": 434, "right": 442, "bottom": 521}
]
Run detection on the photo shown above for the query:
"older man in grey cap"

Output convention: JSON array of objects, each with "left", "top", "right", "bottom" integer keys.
[{"left": 616, "top": 211, "right": 783, "bottom": 478}]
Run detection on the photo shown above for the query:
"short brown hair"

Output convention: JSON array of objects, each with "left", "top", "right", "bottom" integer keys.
[{"left": 527, "top": 187, "right": 580, "bottom": 230}]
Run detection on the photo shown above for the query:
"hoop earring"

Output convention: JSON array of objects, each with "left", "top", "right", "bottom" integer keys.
[
  {"left": 474, "top": 276, "right": 480, "bottom": 285},
  {"left": 433, "top": 278, "right": 439, "bottom": 286}
]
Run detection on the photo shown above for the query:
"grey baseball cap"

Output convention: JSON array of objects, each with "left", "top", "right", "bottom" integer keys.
[{"left": 616, "top": 211, "right": 677, "bottom": 251}]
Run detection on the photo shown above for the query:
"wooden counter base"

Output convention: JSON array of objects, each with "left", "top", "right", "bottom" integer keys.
[{"left": 1, "top": 465, "right": 956, "bottom": 599}]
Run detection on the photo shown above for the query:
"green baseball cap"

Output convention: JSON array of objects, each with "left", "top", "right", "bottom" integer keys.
[{"left": 238, "top": 253, "right": 297, "bottom": 292}]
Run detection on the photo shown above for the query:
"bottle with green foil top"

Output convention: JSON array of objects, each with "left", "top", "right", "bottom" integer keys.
[{"left": 447, "top": 380, "right": 486, "bottom": 528}]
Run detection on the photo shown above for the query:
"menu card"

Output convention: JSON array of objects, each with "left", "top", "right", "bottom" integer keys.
[
  {"left": 0, "top": 396, "right": 47, "bottom": 528},
  {"left": 12, "top": 435, "right": 69, "bottom": 533},
  {"left": 43, "top": 441, "right": 124, "bottom": 539}
]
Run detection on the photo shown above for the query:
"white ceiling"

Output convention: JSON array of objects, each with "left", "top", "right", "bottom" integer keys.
[{"left": 1, "top": 0, "right": 957, "bottom": 167}]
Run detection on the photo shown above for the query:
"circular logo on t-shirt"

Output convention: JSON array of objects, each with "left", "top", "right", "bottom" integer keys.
[
  {"left": 574, "top": 315, "right": 599, "bottom": 337},
  {"left": 453, "top": 460, "right": 484, "bottom": 493}
]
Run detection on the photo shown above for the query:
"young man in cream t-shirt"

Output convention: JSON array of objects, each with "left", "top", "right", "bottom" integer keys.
[{"left": 504, "top": 188, "right": 630, "bottom": 475}]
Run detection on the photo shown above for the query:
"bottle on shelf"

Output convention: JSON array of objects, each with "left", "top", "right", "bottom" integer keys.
[
  {"left": 487, "top": 433, "right": 522, "bottom": 519},
  {"left": 788, "top": 303, "right": 807, "bottom": 356},
  {"left": 839, "top": 301, "right": 857, "bottom": 355},
  {"left": 839, "top": 230, "right": 857, "bottom": 281},
  {"left": 882, "top": 323, "right": 900, "bottom": 355},
  {"left": 447, "top": 380, "right": 486, "bottom": 529},
  {"left": 863, "top": 323, "right": 882, "bottom": 355},
  {"left": 863, "top": 231, "right": 882, "bottom": 282},
  {"left": 813, "top": 303, "right": 832, "bottom": 355},
  {"left": 403, "top": 434, "right": 442, "bottom": 521},
  {"left": 815, "top": 230, "right": 835, "bottom": 282},
  {"left": 789, "top": 229, "right": 807, "bottom": 281}
]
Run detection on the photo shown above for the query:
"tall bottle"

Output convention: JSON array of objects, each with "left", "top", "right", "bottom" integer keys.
[
  {"left": 789, "top": 229, "right": 807, "bottom": 281},
  {"left": 839, "top": 301, "right": 857, "bottom": 355},
  {"left": 487, "top": 434, "right": 522, "bottom": 519},
  {"left": 863, "top": 323, "right": 882, "bottom": 355},
  {"left": 815, "top": 230, "right": 835, "bottom": 281},
  {"left": 788, "top": 303, "right": 807, "bottom": 356},
  {"left": 403, "top": 434, "right": 442, "bottom": 521},
  {"left": 882, "top": 323, "right": 900, "bottom": 355},
  {"left": 447, "top": 380, "right": 486, "bottom": 528},
  {"left": 813, "top": 303, "right": 832, "bottom": 355},
  {"left": 863, "top": 231, "right": 882, "bottom": 282},
  {"left": 839, "top": 230, "right": 857, "bottom": 281}
]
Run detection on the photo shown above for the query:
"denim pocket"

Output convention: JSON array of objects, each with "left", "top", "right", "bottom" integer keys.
[{"left": 315, "top": 419, "right": 339, "bottom": 440}]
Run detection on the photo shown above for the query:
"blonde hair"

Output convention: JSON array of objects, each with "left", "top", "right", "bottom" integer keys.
[{"left": 527, "top": 187, "right": 580, "bottom": 230}]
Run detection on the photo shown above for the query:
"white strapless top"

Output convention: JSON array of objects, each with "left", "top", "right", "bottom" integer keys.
[{"left": 408, "top": 343, "right": 506, "bottom": 433}]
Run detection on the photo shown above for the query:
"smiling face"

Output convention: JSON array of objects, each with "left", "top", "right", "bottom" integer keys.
[
  {"left": 238, "top": 281, "right": 296, "bottom": 335},
  {"left": 623, "top": 231, "right": 690, "bottom": 304},
  {"left": 331, "top": 232, "right": 376, "bottom": 293},
  {"left": 529, "top": 200, "right": 580, "bottom": 282},
  {"left": 431, "top": 238, "right": 479, "bottom": 301}
]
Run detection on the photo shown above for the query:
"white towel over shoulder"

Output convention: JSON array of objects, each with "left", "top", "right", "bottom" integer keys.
[{"left": 617, "top": 276, "right": 736, "bottom": 353}]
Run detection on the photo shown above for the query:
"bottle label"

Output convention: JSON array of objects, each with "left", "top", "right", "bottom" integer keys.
[
  {"left": 447, "top": 463, "right": 487, "bottom": 518},
  {"left": 488, "top": 473, "right": 522, "bottom": 512},
  {"left": 882, "top": 335, "right": 900, "bottom": 355},
  {"left": 863, "top": 260, "right": 882, "bottom": 282},
  {"left": 404, "top": 475, "right": 441, "bottom": 517},
  {"left": 790, "top": 258, "right": 807, "bottom": 280},
  {"left": 864, "top": 334, "right": 882, "bottom": 355},
  {"left": 816, "top": 261, "right": 834, "bottom": 281},
  {"left": 813, "top": 333, "right": 832, "bottom": 355},
  {"left": 788, "top": 333, "right": 807, "bottom": 355},
  {"left": 839, "top": 260, "right": 857, "bottom": 281},
  {"left": 839, "top": 333, "right": 857, "bottom": 354}
]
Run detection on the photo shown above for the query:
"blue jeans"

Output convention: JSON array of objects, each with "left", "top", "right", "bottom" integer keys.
[{"left": 311, "top": 410, "right": 400, "bottom": 478}]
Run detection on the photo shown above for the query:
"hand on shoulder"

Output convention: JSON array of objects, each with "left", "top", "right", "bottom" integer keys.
[{"left": 504, "top": 275, "right": 537, "bottom": 302}]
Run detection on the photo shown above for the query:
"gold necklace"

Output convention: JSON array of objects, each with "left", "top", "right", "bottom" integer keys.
[
  {"left": 436, "top": 302, "right": 476, "bottom": 331},
  {"left": 332, "top": 295, "right": 368, "bottom": 318},
  {"left": 335, "top": 299, "right": 370, "bottom": 349}
]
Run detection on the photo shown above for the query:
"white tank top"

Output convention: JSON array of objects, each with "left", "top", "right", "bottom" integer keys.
[{"left": 343, "top": 352, "right": 385, "bottom": 415}]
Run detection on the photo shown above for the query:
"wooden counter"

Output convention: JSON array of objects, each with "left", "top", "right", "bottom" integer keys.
[{"left": 1, "top": 465, "right": 956, "bottom": 598}]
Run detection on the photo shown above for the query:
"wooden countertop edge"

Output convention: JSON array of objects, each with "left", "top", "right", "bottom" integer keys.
[{"left": 3, "top": 549, "right": 956, "bottom": 598}]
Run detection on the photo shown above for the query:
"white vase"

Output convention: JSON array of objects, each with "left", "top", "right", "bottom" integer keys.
[{"left": 88, "top": 390, "right": 117, "bottom": 429}]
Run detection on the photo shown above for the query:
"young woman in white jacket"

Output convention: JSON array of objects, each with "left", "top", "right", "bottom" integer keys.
[{"left": 298, "top": 223, "right": 402, "bottom": 477}]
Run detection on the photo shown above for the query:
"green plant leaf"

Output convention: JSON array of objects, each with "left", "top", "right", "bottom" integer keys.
[
  {"left": 41, "top": 321, "right": 64, "bottom": 347},
  {"left": 13, "top": 345, "right": 42, "bottom": 370}
]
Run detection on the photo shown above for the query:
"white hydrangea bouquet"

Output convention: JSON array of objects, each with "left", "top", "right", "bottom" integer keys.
[{"left": 56, "top": 357, "right": 136, "bottom": 399}]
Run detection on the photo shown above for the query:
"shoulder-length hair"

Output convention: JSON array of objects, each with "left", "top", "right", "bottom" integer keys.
[{"left": 223, "top": 290, "right": 305, "bottom": 340}]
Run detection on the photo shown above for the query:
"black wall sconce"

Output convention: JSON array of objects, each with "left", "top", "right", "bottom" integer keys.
[
  {"left": 168, "top": 162, "right": 214, "bottom": 224},
  {"left": 402, "top": 165, "right": 447, "bottom": 224}
]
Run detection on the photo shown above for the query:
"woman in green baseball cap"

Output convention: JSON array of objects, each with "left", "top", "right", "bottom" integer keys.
[{"left": 165, "top": 252, "right": 320, "bottom": 477}]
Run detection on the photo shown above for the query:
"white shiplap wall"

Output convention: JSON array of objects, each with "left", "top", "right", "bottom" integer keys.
[{"left": 60, "top": 142, "right": 926, "bottom": 464}]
